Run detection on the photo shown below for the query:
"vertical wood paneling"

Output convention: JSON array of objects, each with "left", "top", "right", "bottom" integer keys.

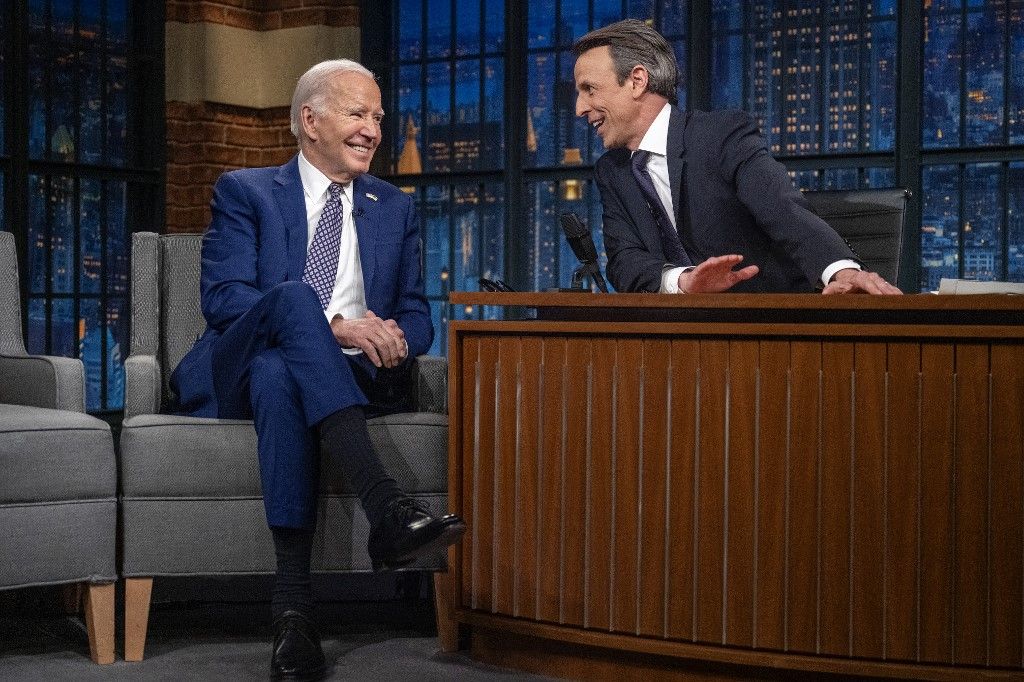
[
  {"left": 638, "top": 339, "right": 671, "bottom": 637},
  {"left": 696, "top": 340, "right": 729, "bottom": 644},
  {"left": 755, "top": 340, "right": 789, "bottom": 650},
  {"left": 787, "top": 341, "right": 821, "bottom": 654},
  {"left": 514, "top": 337, "right": 543, "bottom": 620},
  {"left": 472, "top": 336, "right": 500, "bottom": 613},
  {"left": 988, "top": 345, "right": 1024, "bottom": 667},
  {"left": 586, "top": 338, "right": 617, "bottom": 631},
  {"left": 560, "top": 338, "right": 592, "bottom": 628},
  {"left": 954, "top": 344, "right": 990, "bottom": 666},
  {"left": 851, "top": 342, "right": 886, "bottom": 659},
  {"left": 724, "top": 340, "right": 758, "bottom": 648},
  {"left": 461, "top": 336, "right": 480, "bottom": 609},
  {"left": 492, "top": 337, "right": 521, "bottom": 615},
  {"left": 611, "top": 340, "right": 642, "bottom": 634},
  {"left": 819, "top": 342, "right": 854, "bottom": 656},
  {"left": 538, "top": 338, "right": 567, "bottom": 624},
  {"left": 665, "top": 339, "right": 700, "bottom": 641},
  {"left": 918, "top": 344, "right": 955, "bottom": 664},
  {"left": 884, "top": 343, "right": 922, "bottom": 661}
]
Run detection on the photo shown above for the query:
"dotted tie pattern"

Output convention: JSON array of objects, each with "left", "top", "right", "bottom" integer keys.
[{"left": 302, "top": 182, "right": 345, "bottom": 310}]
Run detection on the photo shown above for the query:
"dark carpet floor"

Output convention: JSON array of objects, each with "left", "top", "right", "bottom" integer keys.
[{"left": 0, "top": 576, "right": 556, "bottom": 681}]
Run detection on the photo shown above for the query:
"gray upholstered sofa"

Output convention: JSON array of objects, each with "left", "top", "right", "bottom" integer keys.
[
  {"left": 118, "top": 232, "right": 454, "bottom": 660},
  {"left": 0, "top": 231, "right": 117, "bottom": 664}
]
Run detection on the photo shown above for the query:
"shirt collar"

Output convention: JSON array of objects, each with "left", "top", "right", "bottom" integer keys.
[
  {"left": 635, "top": 102, "right": 672, "bottom": 157},
  {"left": 298, "top": 151, "right": 354, "bottom": 205}
]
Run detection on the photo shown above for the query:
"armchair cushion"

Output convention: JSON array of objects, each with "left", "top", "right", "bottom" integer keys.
[{"left": 0, "top": 354, "right": 86, "bottom": 412}]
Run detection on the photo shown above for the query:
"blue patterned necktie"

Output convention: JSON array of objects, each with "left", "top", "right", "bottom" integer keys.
[
  {"left": 630, "top": 150, "right": 692, "bottom": 266},
  {"left": 302, "top": 182, "right": 344, "bottom": 310}
]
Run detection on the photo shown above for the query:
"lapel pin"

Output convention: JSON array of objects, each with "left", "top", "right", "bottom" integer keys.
[{"left": 365, "top": 193, "right": 378, "bottom": 202}]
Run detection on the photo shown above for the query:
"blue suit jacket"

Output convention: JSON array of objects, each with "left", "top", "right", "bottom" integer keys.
[
  {"left": 170, "top": 156, "right": 433, "bottom": 417},
  {"left": 595, "top": 106, "right": 857, "bottom": 293}
]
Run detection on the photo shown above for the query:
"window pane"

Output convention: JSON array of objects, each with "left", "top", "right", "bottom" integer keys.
[
  {"left": 661, "top": 0, "right": 688, "bottom": 36},
  {"left": 825, "top": 19, "right": 860, "bottom": 152},
  {"left": 790, "top": 169, "right": 822, "bottom": 191},
  {"left": 423, "top": 185, "right": 451, "bottom": 298},
  {"left": 27, "top": 298, "right": 46, "bottom": 355},
  {"left": 80, "top": 297, "right": 103, "bottom": 411},
  {"left": 921, "top": 164, "right": 960, "bottom": 291},
  {"left": 107, "top": 181, "right": 129, "bottom": 296},
  {"left": 428, "top": 299, "right": 446, "bottom": 356},
  {"left": 964, "top": 5, "right": 1005, "bottom": 146},
  {"left": 399, "top": 0, "right": 423, "bottom": 60},
  {"left": 0, "top": 173, "right": 5, "bottom": 232},
  {"left": 0, "top": 4, "right": 5, "bottom": 153},
  {"left": 627, "top": 0, "right": 655, "bottom": 20},
  {"left": 481, "top": 182, "right": 504, "bottom": 285},
  {"left": 453, "top": 184, "right": 480, "bottom": 292},
  {"left": 527, "top": 52, "right": 556, "bottom": 167},
  {"left": 80, "top": 178, "right": 101, "bottom": 294},
  {"left": 80, "top": 0, "right": 103, "bottom": 164},
  {"left": 395, "top": 64, "right": 423, "bottom": 173},
  {"left": 52, "top": 7, "right": 77, "bottom": 163},
  {"left": 527, "top": 181, "right": 558, "bottom": 291},
  {"left": 559, "top": 49, "right": 588, "bottom": 166},
  {"left": 923, "top": 9, "right": 962, "bottom": 147},
  {"left": 822, "top": 167, "right": 858, "bottom": 189},
  {"left": 455, "top": 0, "right": 481, "bottom": 56},
  {"left": 528, "top": 0, "right": 555, "bottom": 48},
  {"left": 483, "top": 58, "right": 504, "bottom": 169},
  {"left": 51, "top": 176, "right": 75, "bottom": 294},
  {"left": 594, "top": 0, "right": 621, "bottom": 27},
  {"left": 963, "top": 162, "right": 1003, "bottom": 280},
  {"left": 1010, "top": 162, "right": 1024, "bottom": 281},
  {"left": 50, "top": 298, "right": 74, "bottom": 358},
  {"left": 712, "top": 34, "right": 743, "bottom": 110},
  {"left": 485, "top": 0, "right": 503, "bottom": 51},
  {"left": 453, "top": 59, "right": 480, "bottom": 171},
  {"left": 105, "top": 297, "right": 127, "bottom": 410},
  {"left": 425, "top": 61, "right": 451, "bottom": 171},
  {"left": 863, "top": 167, "right": 895, "bottom": 188},
  {"left": 28, "top": 174, "right": 47, "bottom": 294},
  {"left": 427, "top": 0, "right": 452, "bottom": 58},
  {"left": 1011, "top": 2, "right": 1024, "bottom": 143},
  {"left": 28, "top": 2, "right": 47, "bottom": 159},
  {"left": 867, "top": 18, "right": 896, "bottom": 151},
  {"left": 560, "top": 0, "right": 589, "bottom": 46},
  {"left": 106, "top": 0, "right": 128, "bottom": 166}
]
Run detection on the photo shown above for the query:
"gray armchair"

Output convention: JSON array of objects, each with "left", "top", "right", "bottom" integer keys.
[
  {"left": 0, "top": 231, "right": 117, "bottom": 664},
  {"left": 119, "top": 232, "right": 454, "bottom": 660}
]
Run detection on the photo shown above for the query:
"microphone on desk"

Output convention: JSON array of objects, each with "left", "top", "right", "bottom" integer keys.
[{"left": 560, "top": 212, "right": 609, "bottom": 293}]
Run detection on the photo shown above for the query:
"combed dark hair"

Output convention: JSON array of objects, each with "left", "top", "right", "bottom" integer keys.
[{"left": 572, "top": 19, "right": 679, "bottom": 105}]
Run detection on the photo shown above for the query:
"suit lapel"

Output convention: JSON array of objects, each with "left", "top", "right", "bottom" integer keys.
[
  {"left": 272, "top": 156, "right": 308, "bottom": 281},
  {"left": 666, "top": 106, "right": 689, "bottom": 238},
  {"left": 352, "top": 175, "right": 377, "bottom": 298}
]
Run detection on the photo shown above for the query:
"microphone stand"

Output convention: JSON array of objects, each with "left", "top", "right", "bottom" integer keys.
[{"left": 568, "top": 260, "right": 609, "bottom": 293}]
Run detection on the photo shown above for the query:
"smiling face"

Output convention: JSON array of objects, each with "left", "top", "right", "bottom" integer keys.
[
  {"left": 300, "top": 70, "right": 383, "bottom": 184},
  {"left": 574, "top": 45, "right": 647, "bottom": 151}
]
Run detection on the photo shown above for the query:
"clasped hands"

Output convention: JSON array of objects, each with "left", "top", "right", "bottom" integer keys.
[
  {"left": 677, "top": 254, "right": 902, "bottom": 295},
  {"left": 330, "top": 310, "right": 408, "bottom": 368}
]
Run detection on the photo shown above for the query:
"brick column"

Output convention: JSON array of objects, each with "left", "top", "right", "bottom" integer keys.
[{"left": 165, "top": 1, "right": 360, "bottom": 234}]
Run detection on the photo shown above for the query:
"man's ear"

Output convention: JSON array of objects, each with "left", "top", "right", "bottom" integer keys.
[
  {"left": 630, "top": 64, "right": 649, "bottom": 99},
  {"left": 301, "top": 104, "right": 318, "bottom": 142}
]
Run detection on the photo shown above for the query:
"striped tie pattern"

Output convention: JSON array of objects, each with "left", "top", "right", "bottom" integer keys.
[{"left": 302, "top": 182, "right": 344, "bottom": 310}]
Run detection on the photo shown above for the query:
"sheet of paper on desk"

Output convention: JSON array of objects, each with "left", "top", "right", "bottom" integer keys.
[{"left": 938, "top": 278, "right": 1024, "bottom": 294}]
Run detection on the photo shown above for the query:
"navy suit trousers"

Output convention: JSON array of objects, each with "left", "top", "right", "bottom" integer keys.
[{"left": 211, "top": 281, "right": 368, "bottom": 528}]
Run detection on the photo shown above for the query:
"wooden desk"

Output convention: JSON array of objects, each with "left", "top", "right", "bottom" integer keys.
[{"left": 442, "top": 292, "right": 1024, "bottom": 680}]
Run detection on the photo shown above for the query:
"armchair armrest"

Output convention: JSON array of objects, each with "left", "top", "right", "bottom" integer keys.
[
  {"left": 123, "top": 354, "right": 162, "bottom": 418},
  {"left": 413, "top": 355, "right": 447, "bottom": 415},
  {"left": 0, "top": 353, "right": 86, "bottom": 412}
]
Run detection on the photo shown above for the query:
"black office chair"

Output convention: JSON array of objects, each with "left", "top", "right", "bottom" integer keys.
[{"left": 802, "top": 188, "right": 910, "bottom": 284}]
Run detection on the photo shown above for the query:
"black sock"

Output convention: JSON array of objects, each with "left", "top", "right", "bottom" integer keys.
[
  {"left": 320, "top": 406, "right": 404, "bottom": 528},
  {"left": 271, "top": 526, "right": 314, "bottom": 620}
]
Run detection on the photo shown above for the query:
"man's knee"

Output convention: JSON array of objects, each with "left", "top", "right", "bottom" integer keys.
[{"left": 250, "top": 349, "right": 298, "bottom": 402}]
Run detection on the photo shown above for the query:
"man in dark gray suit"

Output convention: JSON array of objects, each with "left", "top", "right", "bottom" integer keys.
[{"left": 572, "top": 20, "right": 902, "bottom": 295}]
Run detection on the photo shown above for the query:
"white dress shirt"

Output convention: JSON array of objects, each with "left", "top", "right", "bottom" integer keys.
[
  {"left": 298, "top": 152, "right": 366, "bottom": 355},
  {"left": 633, "top": 103, "right": 859, "bottom": 293}
]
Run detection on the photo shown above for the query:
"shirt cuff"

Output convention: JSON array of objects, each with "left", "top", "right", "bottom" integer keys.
[
  {"left": 821, "top": 259, "right": 861, "bottom": 287},
  {"left": 661, "top": 266, "right": 692, "bottom": 294}
]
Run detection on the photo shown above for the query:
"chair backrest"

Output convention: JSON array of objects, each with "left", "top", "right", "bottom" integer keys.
[
  {"left": 130, "top": 232, "right": 205, "bottom": 402},
  {"left": 802, "top": 188, "right": 909, "bottom": 284},
  {"left": 0, "top": 231, "right": 27, "bottom": 356}
]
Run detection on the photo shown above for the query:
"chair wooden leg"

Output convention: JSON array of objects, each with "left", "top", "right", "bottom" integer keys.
[
  {"left": 83, "top": 583, "right": 115, "bottom": 664},
  {"left": 433, "top": 569, "right": 459, "bottom": 653},
  {"left": 124, "top": 577, "right": 154, "bottom": 662}
]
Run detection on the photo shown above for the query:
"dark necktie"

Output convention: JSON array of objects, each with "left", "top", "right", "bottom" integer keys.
[
  {"left": 630, "top": 150, "right": 691, "bottom": 266},
  {"left": 302, "top": 182, "right": 344, "bottom": 310}
]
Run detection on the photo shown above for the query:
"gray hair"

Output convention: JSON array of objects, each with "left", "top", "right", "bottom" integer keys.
[
  {"left": 572, "top": 19, "right": 679, "bottom": 105},
  {"left": 290, "top": 59, "right": 376, "bottom": 139}
]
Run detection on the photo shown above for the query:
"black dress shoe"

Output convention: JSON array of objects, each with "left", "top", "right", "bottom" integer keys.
[
  {"left": 367, "top": 498, "right": 467, "bottom": 571},
  {"left": 271, "top": 610, "right": 327, "bottom": 681}
]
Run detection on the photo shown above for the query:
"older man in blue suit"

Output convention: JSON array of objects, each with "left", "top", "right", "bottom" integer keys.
[
  {"left": 170, "top": 59, "right": 465, "bottom": 680},
  {"left": 573, "top": 20, "right": 902, "bottom": 296}
]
